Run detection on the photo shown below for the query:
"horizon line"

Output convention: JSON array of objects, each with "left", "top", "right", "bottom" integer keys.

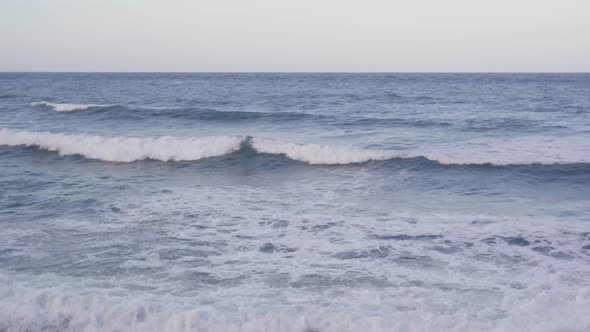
[{"left": 1, "top": 71, "right": 589, "bottom": 74}]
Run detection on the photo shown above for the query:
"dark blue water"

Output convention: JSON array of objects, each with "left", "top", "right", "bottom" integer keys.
[{"left": 1, "top": 73, "right": 590, "bottom": 332}]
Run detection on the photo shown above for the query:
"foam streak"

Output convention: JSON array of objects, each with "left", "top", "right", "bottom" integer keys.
[{"left": 31, "top": 101, "right": 110, "bottom": 112}]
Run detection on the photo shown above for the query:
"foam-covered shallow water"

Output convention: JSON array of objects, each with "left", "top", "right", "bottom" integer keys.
[{"left": 1, "top": 73, "right": 590, "bottom": 332}]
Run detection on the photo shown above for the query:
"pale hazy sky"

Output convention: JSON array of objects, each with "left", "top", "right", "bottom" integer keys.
[{"left": 1, "top": 0, "right": 589, "bottom": 72}]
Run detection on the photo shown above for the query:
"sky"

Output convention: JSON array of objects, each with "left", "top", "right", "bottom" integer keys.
[{"left": 0, "top": 0, "right": 589, "bottom": 72}]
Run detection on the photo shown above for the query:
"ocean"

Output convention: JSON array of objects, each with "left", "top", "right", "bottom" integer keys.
[{"left": 0, "top": 73, "right": 589, "bottom": 332}]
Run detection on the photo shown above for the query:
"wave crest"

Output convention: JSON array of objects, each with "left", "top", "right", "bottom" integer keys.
[
  {"left": 0, "top": 129, "right": 242, "bottom": 162},
  {"left": 30, "top": 101, "right": 110, "bottom": 112},
  {"left": 1, "top": 129, "right": 589, "bottom": 166},
  {"left": 251, "top": 138, "right": 402, "bottom": 164},
  {"left": 0, "top": 129, "right": 403, "bottom": 164}
]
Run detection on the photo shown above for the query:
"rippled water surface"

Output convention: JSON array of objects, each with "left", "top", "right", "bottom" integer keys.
[{"left": 1, "top": 73, "right": 590, "bottom": 332}]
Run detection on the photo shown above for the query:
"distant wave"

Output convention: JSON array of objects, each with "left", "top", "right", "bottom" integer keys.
[
  {"left": 337, "top": 117, "right": 452, "bottom": 128},
  {"left": 30, "top": 101, "right": 111, "bottom": 112},
  {"left": 1, "top": 128, "right": 589, "bottom": 165},
  {"left": 30, "top": 102, "right": 319, "bottom": 122},
  {"left": 0, "top": 93, "right": 18, "bottom": 99},
  {"left": 154, "top": 108, "right": 314, "bottom": 122},
  {"left": 25, "top": 102, "right": 456, "bottom": 129}
]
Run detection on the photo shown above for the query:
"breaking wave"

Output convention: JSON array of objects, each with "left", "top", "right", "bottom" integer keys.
[
  {"left": 251, "top": 138, "right": 400, "bottom": 164},
  {"left": 1, "top": 128, "right": 589, "bottom": 166},
  {"left": 0, "top": 128, "right": 243, "bottom": 163},
  {"left": 30, "top": 101, "right": 111, "bottom": 112},
  {"left": 1, "top": 278, "right": 589, "bottom": 332}
]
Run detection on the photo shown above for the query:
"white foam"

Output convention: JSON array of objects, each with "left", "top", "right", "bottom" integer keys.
[
  {"left": 1, "top": 182, "right": 590, "bottom": 332},
  {"left": 0, "top": 129, "right": 404, "bottom": 164},
  {"left": 253, "top": 135, "right": 590, "bottom": 165},
  {"left": 419, "top": 135, "right": 590, "bottom": 166},
  {"left": 1, "top": 128, "right": 589, "bottom": 165},
  {"left": 30, "top": 101, "right": 109, "bottom": 112},
  {"left": 0, "top": 129, "right": 242, "bottom": 162},
  {"left": 0, "top": 275, "right": 589, "bottom": 332},
  {"left": 251, "top": 138, "right": 404, "bottom": 164}
]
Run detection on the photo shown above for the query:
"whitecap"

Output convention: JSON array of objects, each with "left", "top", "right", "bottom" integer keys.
[
  {"left": 30, "top": 101, "right": 110, "bottom": 112},
  {"left": 1, "top": 128, "right": 589, "bottom": 165}
]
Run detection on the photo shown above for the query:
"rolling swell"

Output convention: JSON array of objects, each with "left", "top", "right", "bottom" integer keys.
[
  {"left": 0, "top": 93, "right": 18, "bottom": 99},
  {"left": 2, "top": 128, "right": 590, "bottom": 168},
  {"left": 31, "top": 101, "right": 320, "bottom": 122},
  {"left": 157, "top": 108, "right": 315, "bottom": 122},
  {"left": 27, "top": 100, "right": 466, "bottom": 129},
  {"left": 27, "top": 102, "right": 454, "bottom": 128}
]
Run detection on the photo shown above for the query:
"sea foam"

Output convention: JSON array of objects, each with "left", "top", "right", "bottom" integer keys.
[
  {"left": 251, "top": 138, "right": 403, "bottom": 164},
  {"left": 1, "top": 128, "right": 589, "bottom": 165},
  {"left": 1, "top": 275, "right": 589, "bottom": 332},
  {"left": 30, "top": 101, "right": 110, "bottom": 112},
  {"left": 0, "top": 128, "right": 242, "bottom": 162},
  {"left": 0, "top": 129, "right": 400, "bottom": 164}
]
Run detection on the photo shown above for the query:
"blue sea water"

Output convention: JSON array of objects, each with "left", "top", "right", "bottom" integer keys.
[{"left": 0, "top": 73, "right": 590, "bottom": 332}]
